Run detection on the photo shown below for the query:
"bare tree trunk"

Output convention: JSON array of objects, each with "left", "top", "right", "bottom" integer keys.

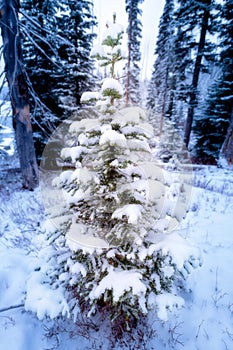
[
  {"left": 166, "top": 73, "right": 176, "bottom": 120},
  {"left": 220, "top": 107, "right": 233, "bottom": 166},
  {"left": 0, "top": 0, "right": 39, "bottom": 189},
  {"left": 160, "top": 65, "right": 169, "bottom": 134},
  {"left": 125, "top": 1, "right": 132, "bottom": 106},
  {"left": 183, "top": 0, "right": 211, "bottom": 148}
]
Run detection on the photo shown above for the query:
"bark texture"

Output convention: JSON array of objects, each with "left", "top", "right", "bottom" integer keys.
[
  {"left": 220, "top": 107, "right": 233, "bottom": 166},
  {"left": 183, "top": 0, "right": 211, "bottom": 147},
  {"left": 0, "top": 0, "right": 39, "bottom": 189}
]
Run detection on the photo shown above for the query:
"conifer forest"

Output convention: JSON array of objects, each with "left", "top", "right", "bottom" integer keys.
[{"left": 0, "top": 1, "right": 232, "bottom": 349}]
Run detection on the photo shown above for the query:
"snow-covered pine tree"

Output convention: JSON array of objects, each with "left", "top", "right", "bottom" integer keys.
[
  {"left": 194, "top": 0, "right": 233, "bottom": 164},
  {"left": 147, "top": 0, "right": 175, "bottom": 124},
  {"left": 20, "top": 0, "right": 96, "bottom": 159},
  {"left": 124, "top": 0, "right": 143, "bottom": 105},
  {"left": 20, "top": 0, "right": 61, "bottom": 158},
  {"left": 167, "top": 0, "right": 219, "bottom": 149},
  {"left": 54, "top": 0, "right": 97, "bottom": 111},
  {"left": 148, "top": 0, "right": 218, "bottom": 151},
  {"left": 182, "top": 0, "right": 215, "bottom": 147},
  {"left": 146, "top": 0, "right": 190, "bottom": 163},
  {"left": 25, "top": 17, "right": 201, "bottom": 333},
  {"left": 193, "top": 78, "right": 231, "bottom": 164}
]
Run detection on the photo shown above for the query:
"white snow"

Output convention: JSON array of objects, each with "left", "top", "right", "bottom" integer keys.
[
  {"left": 139, "top": 162, "right": 172, "bottom": 184},
  {"left": 80, "top": 91, "right": 100, "bottom": 102},
  {"left": 25, "top": 272, "right": 69, "bottom": 320},
  {"left": 95, "top": 98, "right": 115, "bottom": 113},
  {"left": 102, "top": 21, "right": 124, "bottom": 41},
  {"left": 101, "top": 78, "right": 123, "bottom": 96},
  {"left": 70, "top": 167, "right": 94, "bottom": 184},
  {"left": 112, "top": 44, "right": 126, "bottom": 58},
  {"left": 66, "top": 223, "right": 109, "bottom": 250},
  {"left": 1, "top": 166, "right": 233, "bottom": 349},
  {"left": 121, "top": 122, "right": 154, "bottom": 138},
  {"left": 111, "top": 204, "right": 143, "bottom": 224},
  {"left": 90, "top": 44, "right": 106, "bottom": 57},
  {"left": 148, "top": 232, "right": 202, "bottom": 271},
  {"left": 90, "top": 267, "right": 146, "bottom": 302},
  {"left": 119, "top": 179, "right": 166, "bottom": 202},
  {"left": 61, "top": 146, "right": 87, "bottom": 162},
  {"left": 113, "top": 106, "right": 147, "bottom": 126},
  {"left": 127, "top": 139, "right": 152, "bottom": 153},
  {"left": 99, "top": 129, "right": 127, "bottom": 148},
  {"left": 0, "top": 123, "right": 15, "bottom": 156},
  {"left": 153, "top": 293, "right": 185, "bottom": 322},
  {"left": 69, "top": 118, "right": 100, "bottom": 134},
  {"left": 69, "top": 261, "right": 87, "bottom": 277},
  {"left": 56, "top": 170, "right": 73, "bottom": 185}
]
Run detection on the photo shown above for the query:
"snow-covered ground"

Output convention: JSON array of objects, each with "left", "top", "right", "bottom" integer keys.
[
  {"left": 0, "top": 101, "right": 15, "bottom": 157},
  {"left": 0, "top": 166, "right": 233, "bottom": 350}
]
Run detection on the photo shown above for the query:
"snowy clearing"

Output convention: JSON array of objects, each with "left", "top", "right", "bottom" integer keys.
[{"left": 0, "top": 166, "right": 233, "bottom": 349}]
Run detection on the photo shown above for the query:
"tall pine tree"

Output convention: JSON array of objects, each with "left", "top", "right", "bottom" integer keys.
[
  {"left": 150, "top": 0, "right": 217, "bottom": 147},
  {"left": 20, "top": 0, "right": 96, "bottom": 159},
  {"left": 194, "top": 0, "right": 233, "bottom": 164},
  {"left": 182, "top": 0, "right": 213, "bottom": 147},
  {"left": 147, "top": 0, "right": 175, "bottom": 130},
  {"left": 125, "top": 0, "right": 143, "bottom": 105},
  {"left": 146, "top": 0, "right": 220, "bottom": 162},
  {"left": 146, "top": 0, "right": 191, "bottom": 163},
  {"left": 20, "top": 0, "right": 61, "bottom": 158},
  {"left": 54, "top": 0, "right": 96, "bottom": 111}
]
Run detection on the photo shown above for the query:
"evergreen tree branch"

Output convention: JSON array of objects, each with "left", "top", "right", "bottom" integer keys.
[
  {"left": 20, "top": 25, "right": 61, "bottom": 68},
  {"left": 19, "top": 9, "right": 76, "bottom": 49},
  {"left": 0, "top": 304, "right": 25, "bottom": 313}
]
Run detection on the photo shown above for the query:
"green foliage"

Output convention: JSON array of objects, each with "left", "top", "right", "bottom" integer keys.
[
  {"left": 38, "top": 104, "right": 200, "bottom": 331},
  {"left": 102, "top": 88, "right": 122, "bottom": 100},
  {"left": 91, "top": 21, "right": 124, "bottom": 79},
  {"left": 102, "top": 33, "right": 123, "bottom": 48},
  {"left": 82, "top": 19, "right": 125, "bottom": 110},
  {"left": 32, "top": 15, "right": 201, "bottom": 334}
]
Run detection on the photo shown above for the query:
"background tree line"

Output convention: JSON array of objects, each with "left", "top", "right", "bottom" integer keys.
[
  {"left": 147, "top": 0, "right": 233, "bottom": 166},
  {"left": 0, "top": 0, "right": 232, "bottom": 189}
]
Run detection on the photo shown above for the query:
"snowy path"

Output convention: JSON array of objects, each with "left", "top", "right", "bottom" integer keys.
[{"left": 0, "top": 167, "right": 233, "bottom": 349}]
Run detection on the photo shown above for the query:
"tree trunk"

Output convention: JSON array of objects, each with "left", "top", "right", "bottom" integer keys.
[
  {"left": 166, "top": 73, "right": 176, "bottom": 120},
  {"left": 220, "top": 107, "right": 233, "bottom": 166},
  {"left": 160, "top": 65, "right": 169, "bottom": 134},
  {"left": 0, "top": 0, "right": 39, "bottom": 189},
  {"left": 183, "top": 0, "right": 211, "bottom": 148},
  {"left": 125, "top": 1, "right": 132, "bottom": 106}
]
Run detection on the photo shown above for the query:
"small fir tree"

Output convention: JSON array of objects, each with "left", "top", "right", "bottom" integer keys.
[
  {"left": 26, "top": 18, "right": 201, "bottom": 333},
  {"left": 81, "top": 15, "right": 125, "bottom": 113}
]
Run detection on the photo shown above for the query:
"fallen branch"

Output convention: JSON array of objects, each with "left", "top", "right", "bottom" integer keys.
[{"left": 0, "top": 303, "right": 24, "bottom": 313}]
